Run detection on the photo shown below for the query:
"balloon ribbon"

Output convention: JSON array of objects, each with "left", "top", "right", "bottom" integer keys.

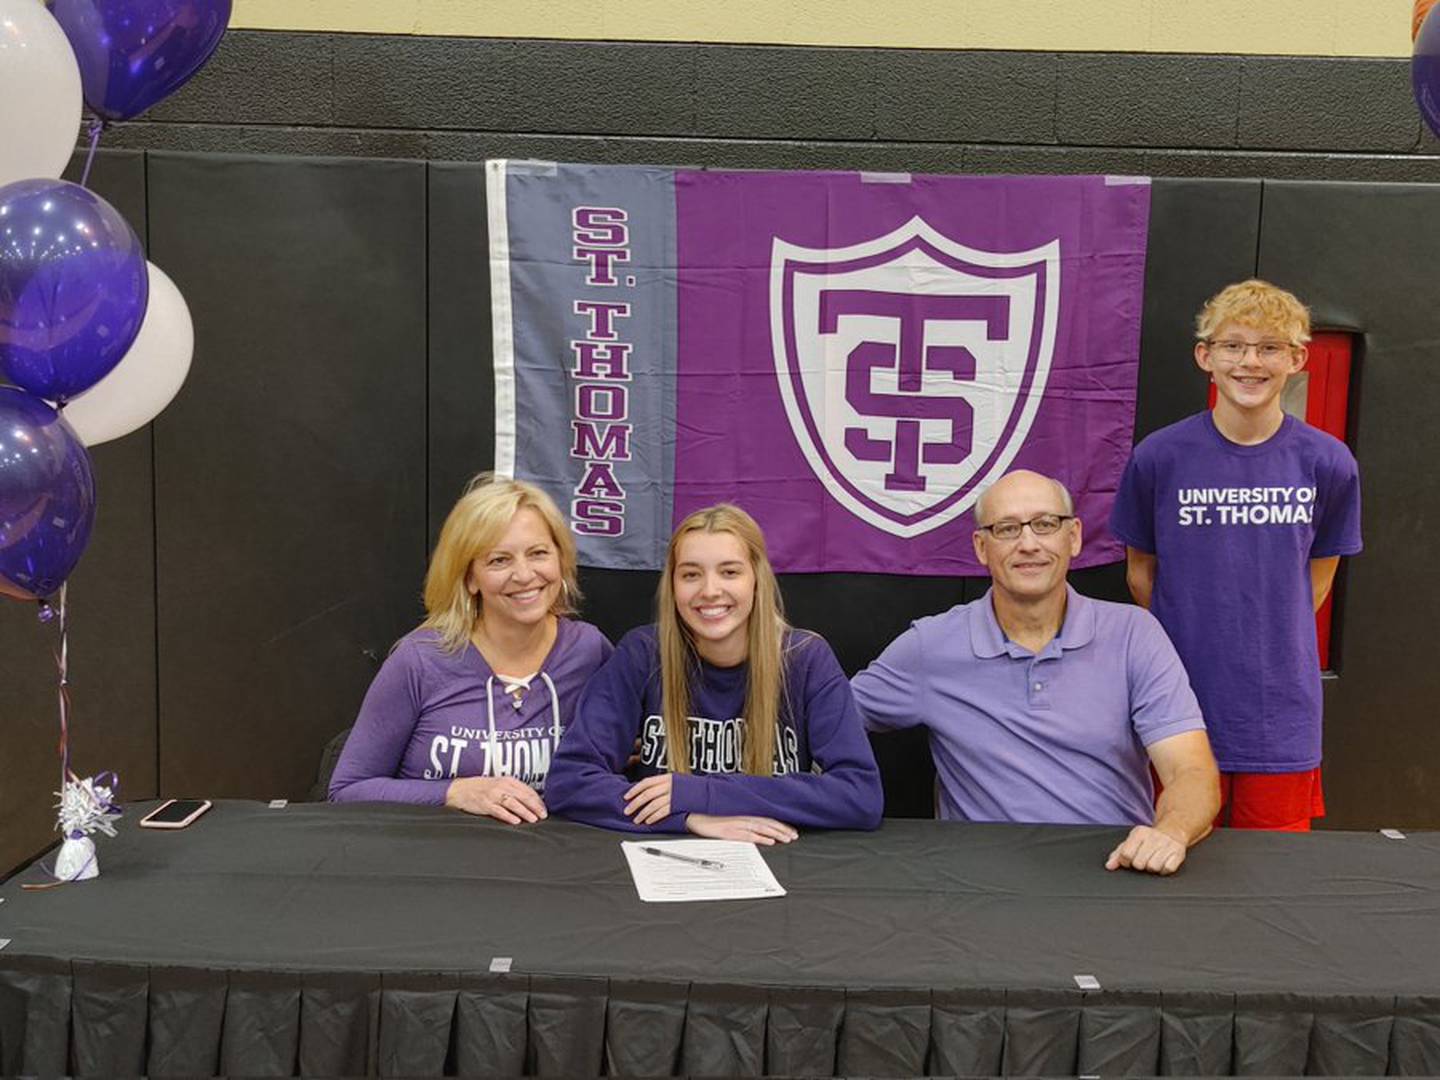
[
  {"left": 21, "top": 586, "right": 124, "bottom": 890},
  {"left": 78, "top": 117, "right": 108, "bottom": 190}
]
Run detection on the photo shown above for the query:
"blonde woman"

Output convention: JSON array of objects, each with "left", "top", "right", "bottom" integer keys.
[
  {"left": 547, "top": 504, "right": 883, "bottom": 841},
  {"left": 329, "top": 475, "right": 612, "bottom": 822}
]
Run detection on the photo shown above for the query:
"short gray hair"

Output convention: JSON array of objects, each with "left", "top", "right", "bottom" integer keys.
[{"left": 974, "top": 473, "right": 1075, "bottom": 525}]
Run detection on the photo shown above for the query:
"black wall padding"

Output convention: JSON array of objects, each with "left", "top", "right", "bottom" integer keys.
[
  {"left": 1258, "top": 181, "right": 1440, "bottom": 829},
  {"left": 427, "top": 163, "right": 494, "bottom": 548},
  {"left": 1070, "top": 178, "right": 1266, "bottom": 610},
  {"left": 1133, "top": 179, "right": 1263, "bottom": 440},
  {"left": 0, "top": 151, "right": 157, "bottom": 876},
  {"left": 146, "top": 153, "right": 430, "bottom": 800}
]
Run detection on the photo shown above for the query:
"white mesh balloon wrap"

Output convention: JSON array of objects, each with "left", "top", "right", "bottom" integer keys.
[{"left": 52, "top": 774, "right": 121, "bottom": 881}]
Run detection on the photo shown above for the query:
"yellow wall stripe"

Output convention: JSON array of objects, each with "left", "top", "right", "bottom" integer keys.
[{"left": 231, "top": 0, "right": 1415, "bottom": 58}]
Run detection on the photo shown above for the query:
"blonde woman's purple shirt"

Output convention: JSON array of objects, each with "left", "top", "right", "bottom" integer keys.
[{"left": 329, "top": 619, "right": 612, "bottom": 804}]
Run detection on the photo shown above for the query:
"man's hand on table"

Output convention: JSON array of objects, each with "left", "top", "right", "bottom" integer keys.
[
  {"left": 445, "top": 777, "right": 547, "bottom": 824},
  {"left": 1105, "top": 824, "right": 1188, "bottom": 875}
]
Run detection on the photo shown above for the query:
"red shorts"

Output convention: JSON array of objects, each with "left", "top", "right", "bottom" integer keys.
[{"left": 1216, "top": 769, "right": 1325, "bottom": 832}]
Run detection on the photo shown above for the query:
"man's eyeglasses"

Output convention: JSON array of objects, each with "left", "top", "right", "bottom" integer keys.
[
  {"left": 1204, "top": 339, "right": 1294, "bottom": 362},
  {"left": 976, "top": 514, "right": 1074, "bottom": 541}
]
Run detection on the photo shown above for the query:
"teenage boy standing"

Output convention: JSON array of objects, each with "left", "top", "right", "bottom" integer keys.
[{"left": 1111, "top": 280, "right": 1362, "bottom": 831}]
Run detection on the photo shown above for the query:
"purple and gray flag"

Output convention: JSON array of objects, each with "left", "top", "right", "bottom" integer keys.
[{"left": 487, "top": 161, "right": 1150, "bottom": 574}]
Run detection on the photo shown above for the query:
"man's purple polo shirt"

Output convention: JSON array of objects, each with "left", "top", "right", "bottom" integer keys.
[{"left": 852, "top": 586, "right": 1205, "bottom": 826}]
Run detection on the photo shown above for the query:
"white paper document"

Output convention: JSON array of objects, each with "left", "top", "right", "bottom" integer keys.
[{"left": 621, "top": 839, "right": 787, "bottom": 902}]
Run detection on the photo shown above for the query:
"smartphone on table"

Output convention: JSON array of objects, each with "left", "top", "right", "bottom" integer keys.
[{"left": 138, "top": 799, "right": 212, "bottom": 829}]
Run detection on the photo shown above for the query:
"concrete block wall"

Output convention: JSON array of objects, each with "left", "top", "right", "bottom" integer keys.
[{"left": 100, "top": 32, "right": 1440, "bottom": 181}]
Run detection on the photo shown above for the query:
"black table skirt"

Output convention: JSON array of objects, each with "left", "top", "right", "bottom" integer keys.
[{"left": 2, "top": 801, "right": 1439, "bottom": 1077}]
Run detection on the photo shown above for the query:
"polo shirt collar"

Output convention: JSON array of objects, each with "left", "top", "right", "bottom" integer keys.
[
  {"left": 970, "top": 584, "right": 1097, "bottom": 658},
  {"left": 1057, "top": 585, "right": 1097, "bottom": 650}
]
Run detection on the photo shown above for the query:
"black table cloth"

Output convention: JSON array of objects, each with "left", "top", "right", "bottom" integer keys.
[{"left": 2, "top": 800, "right": 1439, "bottom": 1076}]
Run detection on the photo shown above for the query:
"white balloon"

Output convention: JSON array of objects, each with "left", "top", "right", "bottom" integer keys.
[
  {"left": 63, "top": 262, "right": 194, "bottom": 446},
  {"left": 0, "top": 0, "right": 84, "bottom": 188}
]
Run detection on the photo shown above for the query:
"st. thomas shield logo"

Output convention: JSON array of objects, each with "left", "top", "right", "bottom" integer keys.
[{"left": 770, "top": 215, "right": 1060, "bottom": 538}]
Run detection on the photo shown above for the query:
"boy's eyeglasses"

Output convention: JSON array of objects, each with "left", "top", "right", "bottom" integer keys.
[
  {"left": 1205, "top": 339, "right": 1294, "bottom": 362},
  {"left": 976, "top": 514, "right": 1074, "bottom": 541}
]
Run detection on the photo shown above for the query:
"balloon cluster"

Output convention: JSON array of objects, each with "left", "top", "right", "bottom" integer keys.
[{"left": 0, "top": 0, "right": 228, "bottom": 602}]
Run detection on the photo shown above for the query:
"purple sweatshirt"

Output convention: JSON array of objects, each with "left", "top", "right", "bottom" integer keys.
[
  {"left": 546, "top": 625, "right": 884, "bottom": 832},
  {"left": 328, "top": 618, "right": 612, "bottom": 805}
]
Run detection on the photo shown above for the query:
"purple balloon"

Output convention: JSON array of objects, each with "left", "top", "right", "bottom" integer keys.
[
  {"left": 0, "top": 178, "right": 148, "bottom": 403},
  {"left": 50, "top": 0, "right": 233, "bottom": 123},
  {"left": 1416, "top": 4, "right": 1440, "bottom": 139},
  {"left": 0, "top": 387, "right": 97, "bottom": 602}
]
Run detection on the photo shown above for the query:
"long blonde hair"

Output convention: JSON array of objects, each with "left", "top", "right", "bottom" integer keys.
[
  {"left": 420, "top": 474, "right": 580, "bottom": 653},
  {"left": 657, "top": 504, "right": 788, "bottom": 776}
]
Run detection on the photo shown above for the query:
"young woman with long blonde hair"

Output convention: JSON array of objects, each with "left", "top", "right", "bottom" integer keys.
[{"left": 547, "top": 504, "right": 882, "bottom": 841}]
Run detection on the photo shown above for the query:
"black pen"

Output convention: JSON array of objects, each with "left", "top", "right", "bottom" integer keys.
[{"left": 640, "top": 845, "right": 726, "bottom": 870}]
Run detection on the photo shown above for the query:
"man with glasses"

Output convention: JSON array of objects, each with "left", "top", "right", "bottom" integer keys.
[
  {"left": 853, "top": 469, "right": 1220, "bottom": 875},
  {"left": 1111, "top": 280, "right": 1362, "bottom": 831}
]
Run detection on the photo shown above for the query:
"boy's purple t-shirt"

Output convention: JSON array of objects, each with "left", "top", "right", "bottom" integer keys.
[
  {"left": 1110, "top": 412, "right": 1362, "bottom": 772},
  {"left": 328, "top": 618, "right": 613, "bottom": 805}
]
